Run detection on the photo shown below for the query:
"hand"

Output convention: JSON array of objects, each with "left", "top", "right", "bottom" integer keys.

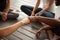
[
  {"left": 1, "top": 12, "right": 8, "bottom": 21},
  {"left": 36, "top": 30, "right": 41, "bottom": 38},
  {"left": 22, "top": 18, "right": 30, "bottom": 24},
  {"left": 28, "top": 16, "right": 38, "bottom": 22},
  {"left": 36, "top": 29, "right": 41, "bottom": 38}
]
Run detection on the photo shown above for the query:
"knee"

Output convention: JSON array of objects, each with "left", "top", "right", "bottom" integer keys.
[{"left": 20, "top": 5, "right": 26, "bottom": 10}]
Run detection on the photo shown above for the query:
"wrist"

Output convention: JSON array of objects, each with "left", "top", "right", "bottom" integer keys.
[
  {"left": 31, "top": 11, "right": 35, "bottom": 16},
  {"left": 32, "top": 11, "right": 35, "bottom": 13}
]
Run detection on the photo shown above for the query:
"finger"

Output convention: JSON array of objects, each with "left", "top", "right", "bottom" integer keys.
[
  {"left": 36, "top": 33, "right": 38, "bottom": 38},
  {"left": 36, "top": 32, "right": 38, "bottom": 37},
  {"left": 38, "top": 32, "right": 40, "bottom": 37},
  {"left": 36, "top": 32, "right": 39, "bottom": 38}
]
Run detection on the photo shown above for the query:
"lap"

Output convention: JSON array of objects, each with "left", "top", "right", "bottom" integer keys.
[
  {"left": 39, "top": 11, "right": 55, "bottom": 18},
  {"left": 0, "top": 12, "right": 19, "bottom": 20},
  {"left": 21, "top": 5, "right": 55, "bottom": 17}
]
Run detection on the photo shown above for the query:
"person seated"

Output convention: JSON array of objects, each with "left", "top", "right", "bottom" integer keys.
[
  {"left": 31, "top": 0, "right": 60, "bottom": 40},
  {"left": 21, "top": 0, "right": 60, "bottom": 40},
  {"left": 0, "top": 0, "right": 19, "bottom": 21}
]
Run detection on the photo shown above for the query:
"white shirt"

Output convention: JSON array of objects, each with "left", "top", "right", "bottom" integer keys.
[
  {"left": 54, "top": 6, "right": 60, "bottom": 19},
  {"left": 49, "top": 3, "right": 60, "bottom": 19}
]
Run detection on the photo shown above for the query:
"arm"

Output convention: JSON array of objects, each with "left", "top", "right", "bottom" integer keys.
[
  {"left": 1, "top": 0, "right": 10, "bottom": 21},
  {"left": 31, "top": 0, "right": 41, "bottom": 16},
  {"left": 29, "top": 16, "right": 60, "bottom": 27},
  {"left": 36, "top": 24, "right": 52, "bottom": 38},
  {"left": 0, "top": 18, "right": 30, "bottom": 38},
  {"left": 39, "top": 0, "right": 54, "bottom": 12}
]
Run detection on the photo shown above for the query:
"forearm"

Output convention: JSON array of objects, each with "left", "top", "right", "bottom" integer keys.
[
  {"left": 31, "top": 0, "right": 40, "bottom": 15},
  {"left": 32, "top": 0, "right": 40, "bottom": 12},
  {"left": 5, "top": 0, "right": 10, "bottom": 13},
  {"left": 39, "top": 25, "right": 51, "bottom": 31}
]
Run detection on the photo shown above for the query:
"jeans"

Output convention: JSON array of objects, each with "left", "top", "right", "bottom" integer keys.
[{"left": 20, "top": 5, "right": 55, "bottom": 18}]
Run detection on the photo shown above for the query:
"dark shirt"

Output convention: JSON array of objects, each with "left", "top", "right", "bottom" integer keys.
[
  {"left": 0, "top": 0, "right": 7, "bottom": 11},
  {"left": 55, "top": 0, "right": 60, "bottom": 6}
]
